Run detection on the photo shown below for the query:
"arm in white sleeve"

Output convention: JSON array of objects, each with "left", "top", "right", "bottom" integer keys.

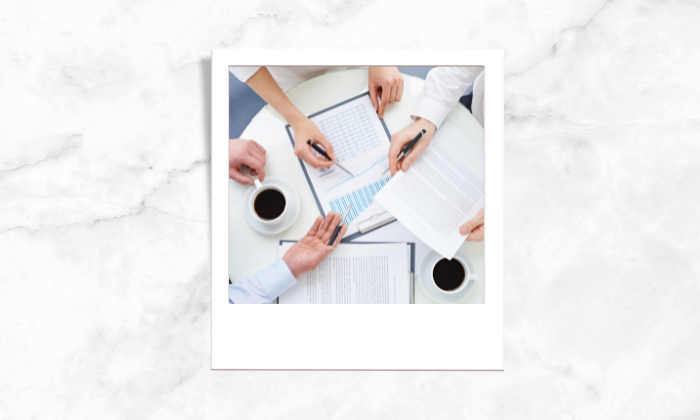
[
  {"left": 411, "top": 67, "right": 483, "bottom": 129},
  {"left": 229, "top": 259, "right": 297, "bottom": 304},
  {"left": 229, "top": 67, "right": 262, "bottom": 84}
]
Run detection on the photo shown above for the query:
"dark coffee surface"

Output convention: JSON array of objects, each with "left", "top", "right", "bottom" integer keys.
[
  {"left": 254, "top": 189, "right": 286, "bottom": 220},
  {"left": 432, "top": 258, "right": 465, "bottom": 291}
]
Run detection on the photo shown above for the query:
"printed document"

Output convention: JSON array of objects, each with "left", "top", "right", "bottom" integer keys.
[
  {"left": 374, "top": 122, "right": 484, "bottom": 259},
  {"left": 278, "top": 242, "right": 411, "bottom": 304},
  {"left": 287, "top": 93, "right": 392, "bottom": 237}
]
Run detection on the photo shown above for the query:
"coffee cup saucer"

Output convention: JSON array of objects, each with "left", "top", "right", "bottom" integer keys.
[
  {"left": 243, "top": 177, "right": 300, "bottom": 236},
  {"left": 417, "top": 249, "right": 477, "bottom": 304}
]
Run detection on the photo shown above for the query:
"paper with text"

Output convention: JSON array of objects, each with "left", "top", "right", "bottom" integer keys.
[
  {"left": 288, "top": 94, "right": 391, "bottom": 237},
  {"left": 374, "top": 122, "right": 484, "bottom": 259},
  {"left": 278, "top": 242, "right": 410, "bottom": 304}
]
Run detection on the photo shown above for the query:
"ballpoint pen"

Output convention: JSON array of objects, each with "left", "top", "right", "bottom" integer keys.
[
  {"left": 306, "top": 140, "right": 355, "bottom": 177},
  {"left": 382, "top": 128, "right": 427, "bottom": 175},
  {"left": 327, "top": 202, "right": 353, "bottom": 246}
]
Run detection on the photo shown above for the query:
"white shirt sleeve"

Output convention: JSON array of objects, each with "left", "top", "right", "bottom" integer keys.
[
  {"left": 228, "top": 259, "right": 297, "bottom": 304},
  {"left": 229, "top": 67, "right": 262, "bottom": 84},
  {"left": 411, "top": 67, "right": 484, "bottom": 129}
]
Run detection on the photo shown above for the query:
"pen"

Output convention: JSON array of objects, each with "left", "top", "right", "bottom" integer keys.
[
  {"left": 327, "top": 202, "right": 353, "bottom": 246},
  {"left": 306, "top": 140, "right": 355, "bottom": 177},
  {"left": 382, "top": 128, "right": 427, "bottom": 175}
]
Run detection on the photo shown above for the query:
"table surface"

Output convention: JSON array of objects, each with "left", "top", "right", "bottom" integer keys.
[{"left": 230, "top": 68, "right": 485, "bottom": 304}]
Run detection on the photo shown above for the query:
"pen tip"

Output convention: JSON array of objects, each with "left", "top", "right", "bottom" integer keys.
[
  {"left": 422, "top": 129, "right": 426, "bottom": 133},
  {"left": 307, "top": 139, "right": 312, "bottom": 144}
]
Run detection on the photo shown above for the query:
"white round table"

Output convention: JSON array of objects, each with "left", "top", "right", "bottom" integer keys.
[{"left": 229, "top": 68, "right": 485, "bottom": 304}]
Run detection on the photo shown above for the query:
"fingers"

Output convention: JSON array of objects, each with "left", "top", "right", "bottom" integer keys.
[
  {"left": 300, "top": 149, "right": 333, "bottom": 168},
  {"left": 326, "top": 224, "right": 347, "bottom": 254},
  {"left": 314, "top": 133, "right": 335, "bottom": 162},
  {"left": 333, "top": 224, "right": 348, "bottom": 247},
  {"left": 239, "top": 154, "right": 266, "bottom": 180},
  {"left": 396, "top": 78, "right": 404, "bottom": 102},
  {"left": 306, "top": 215, "right": 323, "bottom": 237},
  {"left": 465, "top": 227, "right": 484, "bottom": 242},
  {"left": 378, "top": 85, "right": 393, "bottom": 119},
  {"left": 460, "top": 221, "right": 475, "bottom": 236},
  {"left": 251, "top": 141, "right": 266, "bottom": 155},
  {"left": 390, "top": 82, "right": 400, "bottom": 103},
  {"left": 400, "top": 133, "right": 431, "bottom": 172},
  {"left": 254, "top": 162, "right": 265, "bottom": 182},
  {"left": 400, "top": 146, "right": 419, "bottom": 172},
  {"left": 460, "top": 209, "right": 484, "bottom": 235},
  {"left": 229, "top": 167, "right": 254, "bottom": 186},
  {"left": 321, "top": 212, "right": 342, "bottom": 244},
  {"left": 369, "top": 82, "right": 379, "bottom": 112},
  {"left": 295, "top": 142, "right": 332, "bottom": 168},
  {"left": 388, "top": 132, "right": 408, "bottom": 176},
  {"left": 315, "top": 211, "right": 336, "bottom": 239}
]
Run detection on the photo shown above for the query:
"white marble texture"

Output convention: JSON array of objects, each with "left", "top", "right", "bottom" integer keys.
[{"left": 0, "top": 0, "right": 698, "bottom": 418}]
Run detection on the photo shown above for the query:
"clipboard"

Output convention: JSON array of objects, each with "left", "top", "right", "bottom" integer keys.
[
  {"left": 274, "top": 240, "right": 416, "bottom": 304},
  {"left": 284, "top": 91, "right": 397, "bottom": 242}
]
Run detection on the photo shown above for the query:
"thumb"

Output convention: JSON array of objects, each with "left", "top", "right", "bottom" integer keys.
[
  {"left": 460, "top": 221, "right": 473, "bottom": 235},
  {"left": 326, "top": 246, "right": 334, "bottom": 254}
]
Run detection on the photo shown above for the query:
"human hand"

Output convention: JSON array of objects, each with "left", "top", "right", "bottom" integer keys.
[
  {"left": 368, "top": 67, "right": 404, "bottom": 119},
  {"left": 229, "top": 139, "right": 266, "bottom": 186},
  {"left": 387, "top": 118, "right": 437, "bottom": 176},
  {"left": 291, "top": 117, "right": 336, "bottom": 169},
  {"left": 460, "top": 208, "right": 484, "bottom": 242},
  {"left": 282, "top": 212, "right": 348, "bottom": 277}
]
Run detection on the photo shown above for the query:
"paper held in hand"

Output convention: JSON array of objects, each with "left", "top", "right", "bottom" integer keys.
[{"left": 374, "top": 122, "right": 484, "bottom": 259}]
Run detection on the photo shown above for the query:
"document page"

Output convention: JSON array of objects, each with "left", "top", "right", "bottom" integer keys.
[
  {"left": 286, "top": 93, "right": 392, "bottom": 237},
  {"left": 374, "top": 122, "right": 484, "bottom": 259},
  {"left": 278, "top": 242, "right": 410, "bottom": 304}
]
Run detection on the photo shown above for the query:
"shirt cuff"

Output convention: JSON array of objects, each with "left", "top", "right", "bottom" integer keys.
[
  {"left": 229, "top": 66, "right": 262, "bottom": 83},
  {"left": 411, "top": 96, "right": 452, "bottom": 130},
  {"left": 255, "top": 258, "right": 297, "bottom": 300}
]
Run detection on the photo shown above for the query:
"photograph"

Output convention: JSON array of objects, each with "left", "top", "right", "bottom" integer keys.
[
  {"left": 3, "top": 0, "right": 697, "bottom": 416},
  {"left": 228, "top": 65, "right": 486, "bottom": 305}
]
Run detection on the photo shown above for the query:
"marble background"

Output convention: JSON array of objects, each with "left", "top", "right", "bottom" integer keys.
[{"left": 1, "top": 0, "right": 698, "bottom": 418}]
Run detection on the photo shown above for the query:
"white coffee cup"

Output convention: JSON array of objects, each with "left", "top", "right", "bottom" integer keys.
[
  {"left": 431, "top": 255, "right": 478, "bottom": 294},
  {"left": 249, "top": 183, "right": 288, "bottom": 227}
]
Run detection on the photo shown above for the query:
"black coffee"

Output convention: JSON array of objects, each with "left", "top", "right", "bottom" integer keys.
[
  {"left": 432, "top": 258, "right": 465, "bottom": 291},
  {"left": 253, "top": 189, "right": 286, "bottom": 220}
]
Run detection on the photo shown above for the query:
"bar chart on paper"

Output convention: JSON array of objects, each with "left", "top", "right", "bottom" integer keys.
[
  {"left": 328, "top": 176, "right": 392, "bottom": 224},
  {"left": 286, "top": 92, "right": 393, "bottom": 237}
]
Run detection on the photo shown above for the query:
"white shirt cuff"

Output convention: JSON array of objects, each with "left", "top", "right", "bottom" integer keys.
[
  {"left": 411, "top": 96, "right": 452, "bottom": 130},
  {"left": 229, "top": 66, "right": 262, "bottom": 83}
]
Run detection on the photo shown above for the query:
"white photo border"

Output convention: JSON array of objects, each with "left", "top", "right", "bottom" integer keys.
[{"left": 212, "top": 49, "right": 503, "bottom": 370}]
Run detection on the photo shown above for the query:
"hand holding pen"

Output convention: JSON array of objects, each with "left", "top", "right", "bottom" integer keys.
[
  {"left": 291, "top": 117, "right": 337, "bottom": 169},
  {"left": 307, "top": 140, "right": 355, "bottom": 177},
  {"left": 386, "top": 118, "right": 437, "bottom": 176},
  {"left": 328, "top": 202, "right": 353, "bottom": 245}
]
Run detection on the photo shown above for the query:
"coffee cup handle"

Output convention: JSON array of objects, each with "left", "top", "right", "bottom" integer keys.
[
  {"left": 468, "top": 273, "right": 478, "bottom": 281},
  {"left": 253, "top": 177, "right": 262, "bottom": 190}
]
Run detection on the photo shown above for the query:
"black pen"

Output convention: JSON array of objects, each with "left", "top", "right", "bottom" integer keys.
[
  {"left": 382, "top": 128, "right": 427, "bottom": 175},
  {"left": 306, "top": 140, "right": 355, "bottom": 177},
  {"left": 327, "top": 202, "right": 353, "bottom": 246}
]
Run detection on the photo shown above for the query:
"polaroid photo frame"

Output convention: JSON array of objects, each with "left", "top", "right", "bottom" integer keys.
[{"left": 212, "top": 49, "right": 504, "bottom": 370}]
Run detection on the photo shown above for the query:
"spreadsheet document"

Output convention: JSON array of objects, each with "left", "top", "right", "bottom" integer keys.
[{"left": 287, "top": 93, "right": 392, "bottom": 236}]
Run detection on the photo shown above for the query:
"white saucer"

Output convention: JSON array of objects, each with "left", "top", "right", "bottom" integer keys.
[
  {"left": 417, "top": 249, "right": 477, "bottom": 304},
  {"left": 243, "top": 177, "right": 300, "bottom": 236}
]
